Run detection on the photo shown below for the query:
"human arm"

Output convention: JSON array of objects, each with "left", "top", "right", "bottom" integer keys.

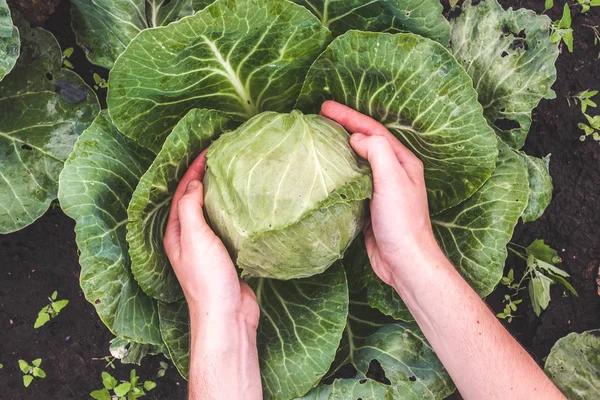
[
  {"left": 163, "top": 151, "right": 262, "bottom": 400},
  {"left": 321, "top": 101, "right": 565, "bottom": 400}
]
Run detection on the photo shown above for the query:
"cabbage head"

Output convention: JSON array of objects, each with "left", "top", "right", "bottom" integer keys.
[{"left": 204, "top": 110, "right": 372, "bottom": 280}]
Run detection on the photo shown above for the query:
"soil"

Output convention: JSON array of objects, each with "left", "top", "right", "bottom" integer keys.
[{"left": 1, "top": 1, "right": 598, "bottom": 399}]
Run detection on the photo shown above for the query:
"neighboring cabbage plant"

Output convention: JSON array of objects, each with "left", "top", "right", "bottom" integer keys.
[
  {"left": 56, "top": 0, "right": 562, "bottom": 398},
  {"left": 544, "top": 329, "right": 600, "bottom": 399},
  {"left": 0, "top": 9, "right": 99, "bottom": 233}
]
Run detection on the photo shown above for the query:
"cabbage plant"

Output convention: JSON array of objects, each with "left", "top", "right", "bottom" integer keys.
[{"left": 44, "top": 0, "right": 562, "bottom": 398}]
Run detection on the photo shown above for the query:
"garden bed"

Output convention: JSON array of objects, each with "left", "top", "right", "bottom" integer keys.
[{"left": 0, "top": 0, "right": 599, "bottom": 399}]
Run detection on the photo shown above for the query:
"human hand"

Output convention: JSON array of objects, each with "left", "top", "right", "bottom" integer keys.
[
  {"left": 163, "top": 150, "right": 259, "bottom": 324},
  {"left": 321, "top": 101, "right": 444, "bottom": 286},
  {"left": 164, "top": 150, "right": 262, "bottom": 399}
]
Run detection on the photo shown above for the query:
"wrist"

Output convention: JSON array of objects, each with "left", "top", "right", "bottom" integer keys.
[{"left": 388, "top": 239, "right": 451, "bottom": 291}]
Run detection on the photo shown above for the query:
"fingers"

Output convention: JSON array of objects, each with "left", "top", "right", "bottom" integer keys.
[
  {"left": 322, "top": 101, "right": 424, "bottom": 182},
  {"left": 164, "top": 150, "right": 210, "bottom": 258},
  {"left": 177, "top": 179, "right": 212, "bottom": 240},
  {"left": 350, "top": 133, "right": 408, "bottom": 190}
]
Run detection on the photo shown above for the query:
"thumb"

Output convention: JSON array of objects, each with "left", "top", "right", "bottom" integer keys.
[
  {"left": 350, "top": 133, "right": 407, "bottom": 189},
  {"left": 177, "top": 180, "right": 211, "bottom": 239}
]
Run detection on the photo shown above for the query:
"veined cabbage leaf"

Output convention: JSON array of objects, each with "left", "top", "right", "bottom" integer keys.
[
  {"left": 518, "top": 153, "right": 553, "bottom": 222},
  {"left": 544, "top": 330, "right": 600, "bottom": 399},
  {"left": 296, "top": 31, "right": 498, "bottom": 214},
  {"left": 0, "top": 12, "right": 98, "bottom": 233},
  {"left": 450, "top": 0, "right": 559, "bottom": 149},
  {"left": 159, "top": 263, "right": 349, "bottom": 400},
  {"left": 290, "top": 0, "right": 450, "bottom": 45},
  {"left": 127, "top": 108, "right": 236, "bottom": 302},
  {"left": 70, "top": 0, "right": 215, "bottom": 69},
  {"left": 58, "top": 111, "right": 161, "bottom": 345},
  {"left": 107, "top": 0, "right": 331, "bottom": 153},
  {"left": 0, "top": 0, "right": 19, "bottom": 80}
]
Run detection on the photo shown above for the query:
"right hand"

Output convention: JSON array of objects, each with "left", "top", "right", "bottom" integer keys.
[{"left": 321, "top": 101, "right": 442, "bottom": 286}]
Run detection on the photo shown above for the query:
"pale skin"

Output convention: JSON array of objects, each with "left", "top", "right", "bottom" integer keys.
[{"left": 163, "top": 101, "right": 566, "bottom": 400}]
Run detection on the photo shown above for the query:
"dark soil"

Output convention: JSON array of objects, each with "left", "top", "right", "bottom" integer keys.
[{"left": 1, "top": 0, "right": 599, "bottom": 399}]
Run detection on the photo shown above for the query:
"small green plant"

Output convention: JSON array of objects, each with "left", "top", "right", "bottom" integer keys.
[
  {"left": 92, "top": 355, "right": 117, "bottom": 370},
  {"left": 93, "top": 73, "right": 108, "bottom": 91},
  {"left": 577, "top": 0, "right": 600, "bottom": 13},
  {"left": 34, "top": 291, "right": 69, "bottom": 328},
  {"left": 19, "top": 359, "right": 46, "bottom": 387},
  {"left": 157, "top": 361, "right": 168, "bottom": 378},
  {"left": 91, "top": 369, "right": 157, "bottom": 400},
  {"left": 567, "top": 90, "right": 600, "bottom": 142},
  {"left": 0, "top": 363, "right": 3, "bottom": 369},
  {"left": 544, "top": 0, "right": 554, "bottom": 12},
  {"left": 550, "top": 3, "right": 574, "bottom": 52},
  {"left": 62, "top": 47, "right": 74, "bottom": 69},
  {"left": 579, "top": 114, "right": 600, "bottom": 142},
  {"left": 567, "top": 90, "right": 598, "bottom": 113},
  {"left": 497, "top": 240, "right": 577, "bottom": 321}
]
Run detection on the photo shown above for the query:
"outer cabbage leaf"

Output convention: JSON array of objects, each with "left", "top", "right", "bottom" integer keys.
[
  {"left": 158, "top": 263, "right": 349, "bottom": 400},
  {"left": 518, "top": 153, "right": 553, "bottom": 222},
  {"left": 250, "top": 263, "right": 348, "bottom": 399},
  {"left": 127, "top": 108, "right": 235, "bottom": 302},
  {"left": 544, "top": 330, "right": 600, "bottom": 399},
  {"left": 107, "top": 0, "right": 331, "bottom": 153},
  {"left": 296, "top": 31, "right": 498, "bottom": 214},
  {"left": 158, "top": 299, "right": 190, "bottom": 378},
  {"left": 58, "top": 111, "right": 161, "bottom": 345},
  {"left": 204, "top": 111, "right": 371, "bottom": 280},
  {"left": 356, "top": 141, "right": 529, "bottom": 318},
  {"left": 323, "top": 285, "right": 454, "bottom": 398},
  {"left": 0, "top": 13, "right": 99, "bottom": 233},
  {"left": 432, "top": 141, "right": 528, "bottom": 296},
  {"left": 297, "top": 378, "right": 393, "bottom": 400},
  {"left": 0, "top": 0, "right": 19, "bottom": 80},
  {"left": 71, "top": 0, "right": 214, "bottom": 69},
  {"left": 450, "top": 0, "right": 559, "bottom": 149},
  {"left": 290, "top": 0, "right": 449, "bottom": 45},
  {"left": 109, "top": 337, "right": 166, "bottom": 365}
]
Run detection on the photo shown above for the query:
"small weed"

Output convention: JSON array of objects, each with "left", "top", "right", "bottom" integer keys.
[
  {"left": 550, "top": 3, "right": 574, "bottom": 52},
  {"left": 567, "top": 90, "right": 600, "bottom": 142},
  {"left": 576, "top": 0, "right": 600, "bottom": 13},
  {"left": 157, "top": 361, "right": 168, "bottom": 378},
  {"left": 582, "top": 24, "right": 600, "bottom": 45},
  {"left": 93, "top": 73, "right": 108, "bottom": 91},
  {"left": 497, "top": 240, "right": 577, "bottom": 321},
  {"left": 92, "top": 355, "right": 117, "bottom": 370},
  {"left": 34, "top": 291, "right": 69, "bottom": 328},
  {"left": 19, "top": 359, "right": 46, "bottom": 387},
  {"left": 63, "top": 47, "right": 74, "bottom": 69},
  {"left": 90, "top": 369, "right": 156, "bottom": 400},
  {"left": 579, "top": 114, "right": 600, "bottom": 142}
]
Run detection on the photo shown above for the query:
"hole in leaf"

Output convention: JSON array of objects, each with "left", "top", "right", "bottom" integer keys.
[
  {"left": 367, "top": 359, "right": 391, "bottom": 385},
  {"left": 21, "top": 144, "right": 33, "bottom": 150},
  {"left": 409, "top": 376, "right": 417, "bottom": 382},
  {"left": 340, "top": 193, "right": 347, "bottom": 199},
  {"left": 45, "top": 72, "right": 53, "bottom": 81},
  {"left": 95, "top": 299, "right": 101, "bottom": 304},
  {"left": 494, "top": 118, "right": 521, "bottom": 131},
  {"left": 359, "top": 379, "right": 367, "bottom": 384},
  {"left": 472, "top": 0, "right": 482, "bottom": 5},
  {"left": 162, "top": 0, "right": 173, "bottom": 5},
  {"left": 501, "top": 51, "right": 509, "bottom": 58},
  {"left": 509, "top": 38, "right": 528, "bottom": 51},
  {"left": 516, "top": 29, "right": 527, "bottom": 39},
  {"left": 405, "top": 12, "right": 410, "bottom": 17},
  {"left": 500, "top": 107, "right": 506, "bottom": 112}
]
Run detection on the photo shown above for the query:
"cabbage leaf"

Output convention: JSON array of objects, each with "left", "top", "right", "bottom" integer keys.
[
  {"left": 58, "top": 111, "right": 161, "bottom": 345},
  {"left": 297, "top": 31, "right": 498, "bottom": 214},
  {"left": 0, "top": 0, "right": 19, "bottom": 80},
  {"left": 518, "top": 153, "right": 553, "bottom": 222},
  {"left": 70, "top": 0, "right": 214, "bottom": 69},
  {"left": 0, "top": 13, "right": 98, "bottom": 233},
  {"left": 107, "top": 0, "right": 331, "bottom": 153},
  {"left": 450, "top": 0, "right": 559, "bottom": 148},
  {"left": 544, "top": 330, "right": 600, "bottom": 399},
  {"left": 127, "top": 108, "right": 236, "bottom": 302},
  {"left": 290, "top": 0, "right": 450, "bottom": 45}
]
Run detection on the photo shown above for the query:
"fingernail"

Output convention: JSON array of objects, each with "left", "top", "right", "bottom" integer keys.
[
  {"left": 353, "top": 133, "right": 366, "bottom": 142},
  {"left": 186, "top": 180, "right": 200, "bottom": 191}
]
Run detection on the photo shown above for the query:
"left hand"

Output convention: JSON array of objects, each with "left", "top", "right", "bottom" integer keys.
[{"left": 163, "top": 150, "right": 260, "bottom": 324}]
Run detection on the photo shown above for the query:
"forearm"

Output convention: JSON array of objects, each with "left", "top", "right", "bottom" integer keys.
[
  {"left": 188, "top": 305, "right": 262, "bottom": 400},
  {"left": 391, "top": 247, "right": 565, "bottom": 400}
]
